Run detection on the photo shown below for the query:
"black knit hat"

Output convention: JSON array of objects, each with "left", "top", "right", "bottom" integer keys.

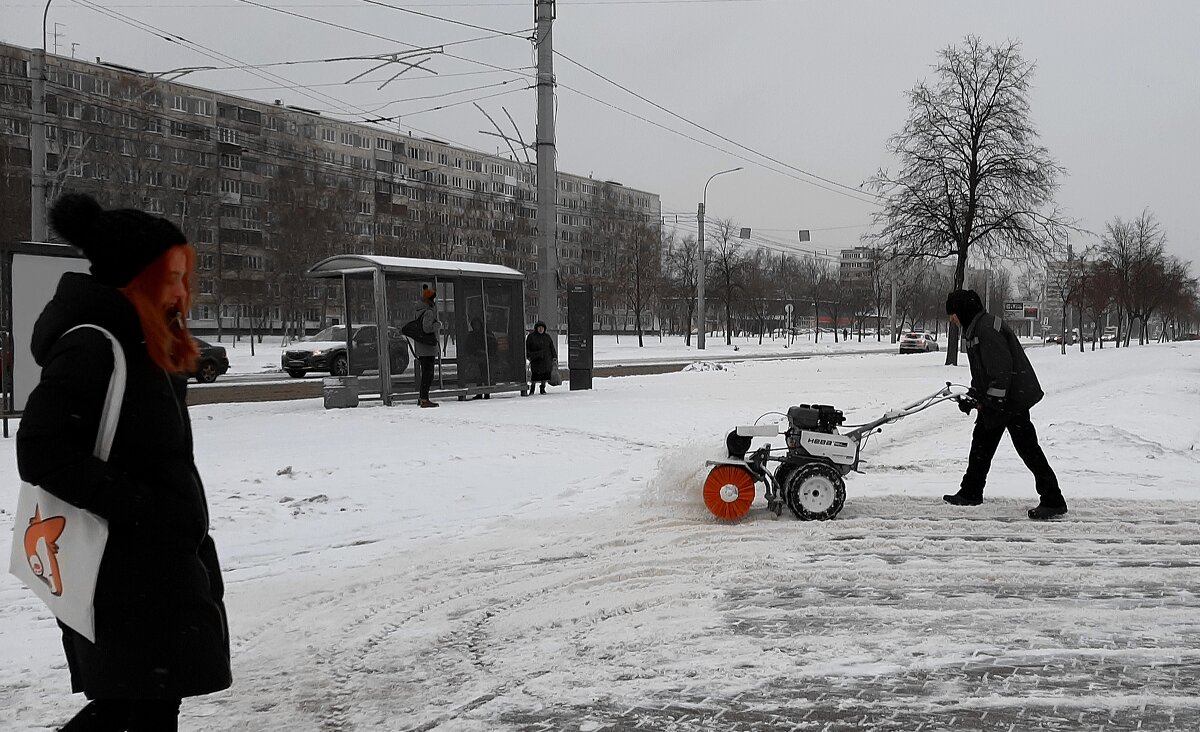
[
  {"left": 945, "top": 289, "right": 984, "bottom": 325},
  {"left": 49, "top": 193, "right": 187, "bottom": 287}
]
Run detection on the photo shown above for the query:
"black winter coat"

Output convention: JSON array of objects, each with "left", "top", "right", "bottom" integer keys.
[
  {"left": 962, "top": 310, "right": 1045, "bottom": 412},
  {"left": 17, "top": 273, "right": 232, "bottom": 700},
  {"left": 525, "top": 329, "right": 557, "bottom": 381}
]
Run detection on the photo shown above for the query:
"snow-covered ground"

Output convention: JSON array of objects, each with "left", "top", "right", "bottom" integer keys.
[
  {"left": 3, "top": 341, "right": 1198, "bottom": 730},
  {"left": 207, "top": 331, "right": 905, "bottom": 377}
]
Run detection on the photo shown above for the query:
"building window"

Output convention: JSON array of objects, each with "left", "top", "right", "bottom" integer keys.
[
  {"left": 220, "top": 179, "right": 241, "bottom": 194},
  {"left": 172, "top": 95, "right": 186, "bottom": 111},
  {"left": 144, "top": 116, "right": 162, "bottom": 134},
  {"left": 220, "top": 153, "right": 241, "bottom": 170},
  {"left": 218, "top": 127, "right": 238, "bottom": 145},
  {"left": 146, "top": 143, "right": 161, "bottom": 160},
  {"left": 170, "top": 173, "right": 186, "bottom": 189}
]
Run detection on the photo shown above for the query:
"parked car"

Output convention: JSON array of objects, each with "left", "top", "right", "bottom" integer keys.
[
  {"left": 1178, "top": 333, "right": 1200, "bottom": 342},
  {"left": 1101, "top": 326, "right": 1118, "bottom": 342},
  {"left": 192, "top": 337, "right": 230, "bottom": 383},
  {"left": 898, "top": 331, "right": 939, "bottom": 354},
  {"left": 282, "top": 324, "right": 410, "bottom": 378}
]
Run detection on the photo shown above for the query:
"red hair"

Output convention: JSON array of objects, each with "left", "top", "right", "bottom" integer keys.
[{"left": 120, "top": 244, "right": 200, "bottom": 373}]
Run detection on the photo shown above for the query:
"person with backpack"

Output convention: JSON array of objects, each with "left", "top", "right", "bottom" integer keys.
[
  {"left": 525, "top": 320, "right": 557, "bottom": 395},
  {"left": 410, "top": 286, "right": 441, "bottom": 408},
  {"left": 17, "top": 193, "right": 231, "bottom": 731},
  {"left": 943, "top": 289, "right": 1067, "bottom": 520}
]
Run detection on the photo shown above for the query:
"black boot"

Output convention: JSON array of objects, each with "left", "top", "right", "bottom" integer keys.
[
  {"left": 540, "top": 383, "right": 546, "bottom": 394},
  {"left": 1028, "top": 502, "right": 1068, "bottom": 520},
  {"left": 943, "top": 489, "right": 983, "bottom": 506}
]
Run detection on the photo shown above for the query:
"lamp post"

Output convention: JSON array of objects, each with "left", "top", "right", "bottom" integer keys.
[
  {"left": 696, "top": 166, "right": 741, "bottom": 350},
  {"left": 30, "top": 0, "right": 54, "bottom": 241}
]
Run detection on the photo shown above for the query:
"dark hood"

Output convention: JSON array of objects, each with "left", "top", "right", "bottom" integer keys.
[{"left": 30, "top": 272, "right": 144, "bottom": 366}]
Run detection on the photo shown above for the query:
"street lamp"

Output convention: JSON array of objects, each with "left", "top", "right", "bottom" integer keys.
[
  {"left": 696, "top": 166, "right": 741, "bottom": 350},
  {"left": 30, "top": 0, "right": 55, "bottom": 241}
]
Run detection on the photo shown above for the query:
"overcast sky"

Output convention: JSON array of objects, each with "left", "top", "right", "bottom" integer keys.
[{"left": 6, "top": 0, "right": 1198, "bottom": 270}]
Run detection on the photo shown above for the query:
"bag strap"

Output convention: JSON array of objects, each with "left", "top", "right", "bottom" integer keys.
[{"left": 62, "top": 324, "right": 127, "bottom": 462}]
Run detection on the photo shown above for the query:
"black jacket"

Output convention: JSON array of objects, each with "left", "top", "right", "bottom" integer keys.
[
  {"left": 17, "top": 273, "right": 232, "bottom": 700},
  {"left": 525, "top": 326, "right": 557, "bottom": 381},
  {"left": 962, "top": 310, "right": 1045, "bottom": 412}
]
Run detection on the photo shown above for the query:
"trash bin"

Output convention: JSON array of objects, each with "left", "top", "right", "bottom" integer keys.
[{"left": 323, "top": 375, "right": 359, "bottom": 409}]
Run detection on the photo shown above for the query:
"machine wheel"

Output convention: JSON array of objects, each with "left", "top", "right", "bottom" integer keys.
[
  {"left": 702, "top": 465, "right": 756, "bottom": 521},
  {"left": 783, "top": 462, "right": 846, "bottom": 521}
]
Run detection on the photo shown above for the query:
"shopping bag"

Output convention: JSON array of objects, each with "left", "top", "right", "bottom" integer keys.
[
  {"left": 548, "top": 357, "right": 562, "bottom": 386},
  {"left": 9, "top": 324, "right": 126, "bottom": 643}
]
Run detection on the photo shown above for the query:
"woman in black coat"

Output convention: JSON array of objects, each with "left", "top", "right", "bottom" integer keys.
[
  {"left": 525, "top": 320, "right": 557, "bottom": 395},
  {"left": 17, "top": 194, "right": 231, "bottom": 731}
]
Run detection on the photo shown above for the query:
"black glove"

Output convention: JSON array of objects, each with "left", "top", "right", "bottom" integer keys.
[{"left": 957, "top": 397, "right": 975, "bottom": 414}]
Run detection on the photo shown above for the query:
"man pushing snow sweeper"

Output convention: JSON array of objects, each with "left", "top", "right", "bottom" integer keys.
[
  {"left": 944, "top": 289, "right": 1067, "bottom": 520},
  {"left": 701, "top": 289, "right": 1067, "bottom": 523}
]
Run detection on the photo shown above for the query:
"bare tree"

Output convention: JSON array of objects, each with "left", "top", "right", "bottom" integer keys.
[
  {"left": 662, "top": 231, "right": 698, "bottom": 344},
  {"left": 866, "top": 36, "right": 1073, "bottom": 364},
  {"left": 1100, "top": 210, "right": 1166, "bottom": 347},
  {"left": 1045, "top": 244, "right": 1091, "bottom": 354},
  {"left": 1078, "top": 260, "right": 1116, "bottom": 350},
  {"left": 706, "top": 218, "right": 747, "bottom": 345}
]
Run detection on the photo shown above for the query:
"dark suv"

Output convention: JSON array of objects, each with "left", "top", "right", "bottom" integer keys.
[
  {"left": 192, "top": 337, "right": 230, "bottom": 383},
  {"left": 282, "top": 324, "right": 410, "bottom": 378}
]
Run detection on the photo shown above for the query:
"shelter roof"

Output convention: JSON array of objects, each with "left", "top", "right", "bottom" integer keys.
[{"left": 306, "top": 254, "right": 524, "bottom": 281}]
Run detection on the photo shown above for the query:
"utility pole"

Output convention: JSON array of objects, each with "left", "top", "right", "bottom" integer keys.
[
  {"left": 696, "top": 201, "right": 705, "bottom": 350},
  {"left": 534, "top": 0, "right": 558, "bottom": 333},
  {"left": 30, "top": 1, "right": 55, "bottom": 242},
  {"left": 696, "top": 166, "right": 740, "bottom": 350}
]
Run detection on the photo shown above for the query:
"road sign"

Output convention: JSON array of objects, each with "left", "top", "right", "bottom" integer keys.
[{"left": 1003, "top": 301, "right": 1023, "bottom": 313}]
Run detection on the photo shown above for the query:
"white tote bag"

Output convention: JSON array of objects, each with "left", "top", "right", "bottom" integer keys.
[{"left": 9, "top": 324, "right": 127, "bottom": 643}]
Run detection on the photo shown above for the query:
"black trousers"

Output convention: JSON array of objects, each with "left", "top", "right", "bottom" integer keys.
[
  {"left": 59, "top": 699, "right": 181, "bottom": 732},
  {"left": 417, "top": 355, "right": 435, "bottom": 399},
  {"left": 961, "top": 408, "right": 1063, "bottom": 504}
]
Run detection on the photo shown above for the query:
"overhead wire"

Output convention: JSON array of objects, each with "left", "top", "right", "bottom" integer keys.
[{"left": 553, "top": 49, "right": 884, "bottom": 206}]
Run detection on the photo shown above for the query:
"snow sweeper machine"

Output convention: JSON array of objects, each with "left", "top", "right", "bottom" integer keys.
[{"left": 703, "top": 383, "right": 971, "bottom": 521}]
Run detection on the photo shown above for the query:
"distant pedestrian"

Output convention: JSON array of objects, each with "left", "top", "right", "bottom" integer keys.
[
  {"left": 17, "top": 193, "right": 231, "bottom": 731},
  {"left": 943, "top": 289, "right": 1067, "bottom": 520},
  {"left": 525, "top": 320, "right": 557, "bottom": 395},
  {"left": 412, "top": 286, "right": 440, "bottom": 408}
]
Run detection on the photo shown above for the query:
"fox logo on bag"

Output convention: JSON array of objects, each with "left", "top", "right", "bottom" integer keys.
[{"left": 24, "top": 506, "right": 67, "bottom": 596}]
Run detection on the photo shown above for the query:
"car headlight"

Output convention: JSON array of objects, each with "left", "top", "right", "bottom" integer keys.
[{"left": 310, "top": 349, "right": 326, "bottom": 357}]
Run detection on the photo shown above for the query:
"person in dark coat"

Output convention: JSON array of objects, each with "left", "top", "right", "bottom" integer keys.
[
  {"left": 525, "top": 320, "right": 557, "bottom": 395},
  {"left": 411, "top": 286, "right": 441, "bottom": 408},
  {"left": 17, "top": 194, "right": 231, "bottom": 731},
  {"left": 943, "top": 289, "right": 1066, "bottom": 520}
]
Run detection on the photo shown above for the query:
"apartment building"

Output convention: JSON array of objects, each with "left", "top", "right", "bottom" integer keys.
[{"left": 0, "top": 42, "right": 661, "bottom": 331}]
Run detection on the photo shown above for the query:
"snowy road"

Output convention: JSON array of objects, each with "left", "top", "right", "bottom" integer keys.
[
  {"left": 3, "top": 342, "right": 1199, "bottom": 730},
  {"left": 190, "top": 497, "right": 1200, "bottom": 731}
]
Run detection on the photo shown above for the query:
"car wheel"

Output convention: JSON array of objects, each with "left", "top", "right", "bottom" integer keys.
[
  {"left": 330, "top": 354, "right": 349, "bottom": 376},
  {"left": 286, "top": 369, "right": 307, "bottom": 378},
  {"left": 195, "top": 360, "right": 220, "bottom": 383}
]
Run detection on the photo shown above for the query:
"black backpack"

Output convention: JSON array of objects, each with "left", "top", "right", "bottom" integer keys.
[{"left": 402, "top": 317, "right": 436, "bottom": 346}]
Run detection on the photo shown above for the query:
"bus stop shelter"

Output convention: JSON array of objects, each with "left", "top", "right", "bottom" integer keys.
[{"left": 304, "top": 255, "right": 527, "bottom": 406}]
